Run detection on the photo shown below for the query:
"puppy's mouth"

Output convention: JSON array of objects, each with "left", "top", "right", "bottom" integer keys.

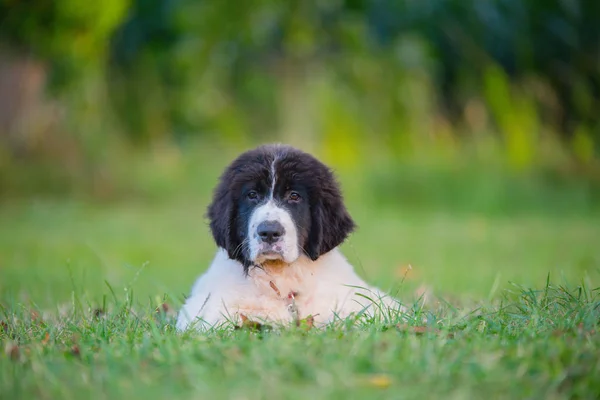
[
  {"left": 257, "top": 250, "right": 283, "bottom": 260},
  {"left": 256, "top": 253, "right": 288, "bottom": 270},
  {"left": 255, "top": 245, "right": 285, "bottom": 263}
]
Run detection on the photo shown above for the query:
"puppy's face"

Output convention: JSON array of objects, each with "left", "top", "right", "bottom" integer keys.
[
  {"left": 243, "top": 183, "right": 308, "bottom": 265},
  {"left": 207, "top": 145, "right": 355, "bottom": 271}
]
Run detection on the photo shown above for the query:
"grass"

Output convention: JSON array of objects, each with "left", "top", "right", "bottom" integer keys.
[
  {"left": 1, "top": 278, "right": 599, "bottom": 399},
  {"left": 1, "top": 198, "right": 598, "bottom": 305},
  {"left": 1, "top": 156, "right": 600, "bottom": 399}
]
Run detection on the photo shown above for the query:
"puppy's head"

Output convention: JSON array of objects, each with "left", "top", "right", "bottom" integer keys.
[{"left": 207, "top": 144, "right": 355, "bottom": 271}]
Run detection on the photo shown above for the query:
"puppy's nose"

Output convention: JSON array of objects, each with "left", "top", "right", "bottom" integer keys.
[{"left": 257, "top": 221, "right": 285, "bottom": 244}]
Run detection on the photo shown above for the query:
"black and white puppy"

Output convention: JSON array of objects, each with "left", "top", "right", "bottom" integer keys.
[{"left": 176, "top": 144, "right": 401, "bottom": 330}]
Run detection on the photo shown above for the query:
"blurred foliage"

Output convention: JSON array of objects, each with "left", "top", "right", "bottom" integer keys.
[
  {"left": 0, "top": 0, "right": 599, "bottom": 202},
  {"left": 105, "top": 0, "right": 600, "bottom": 145},
  {"left": 0, "top": 0, "right": 130, "bottom": 86}
]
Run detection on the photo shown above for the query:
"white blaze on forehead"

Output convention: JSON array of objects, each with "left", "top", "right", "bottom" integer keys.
[
  {"left": 269, "top": 155, "right": 278, "bottom": 200},
  {"left": 248, "top": 200, "right": 299, "bottom": 264},
  {"left": 267, "top": 144, "right": 290, "bottom": 200}
]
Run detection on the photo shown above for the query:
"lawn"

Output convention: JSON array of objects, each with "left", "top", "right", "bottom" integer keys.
[{"left": 1, "top": 166, "right": 600, "bottom": 399}]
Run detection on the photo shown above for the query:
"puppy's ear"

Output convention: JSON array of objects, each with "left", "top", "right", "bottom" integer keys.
[
  {"left": 306, "top": 175, "right": 355, "bottom": 260},
  {"left": 207, "top": 179, "right": 240, "bottom": 260}
]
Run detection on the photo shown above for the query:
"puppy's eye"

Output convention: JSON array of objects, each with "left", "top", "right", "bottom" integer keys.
[
  {"left": 288, "top": 192, "right": 301, "bottom": 202},
  {"left": 247, "top": 190, "right": 258, "bottom": 200}
]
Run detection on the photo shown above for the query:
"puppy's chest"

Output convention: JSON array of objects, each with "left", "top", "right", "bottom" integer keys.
[{"left": 239, "top": 267, "right": 320, "bottom": 320}]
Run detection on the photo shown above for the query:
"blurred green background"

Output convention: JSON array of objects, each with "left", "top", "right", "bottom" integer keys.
[{"left": 1, "top": 0, "right": 599, "bottom": 309}]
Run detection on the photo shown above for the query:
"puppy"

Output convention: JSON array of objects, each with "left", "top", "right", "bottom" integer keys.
[{"left": 177, "top": 144, "right": 402, "bottom": 330}]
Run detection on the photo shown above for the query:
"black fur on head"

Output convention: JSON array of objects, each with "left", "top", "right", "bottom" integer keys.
[{"left": 207, "top": 144, "right": 355, "bottom": 269}]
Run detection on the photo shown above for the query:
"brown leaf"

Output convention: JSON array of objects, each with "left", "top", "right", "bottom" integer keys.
[
  {"left": 304, "top": 315, "right": 315, "bottom": 329},
  {"left": 235, "top": 314, "right": 271, "bottom": 332},
  {"left": 269, "top": 281, "right": 281, "bottom": 297},
  {"left": 0, "top": 321, "right": 8, "bottom": 332},
  {"left": 412, "top": 326, "right": 430, "bottom": 335},
  {"left": 92, "top": 308, "right": 105, "bottom": 318},
  {"left": 403, "top": 327, "right": 453, "bottom": 339},
  {"left": 5, "top": 342, "right": 19, "bottom": 361},
  {"left": 41, "top": 332, "right": 50, "bottom": 346},
  {"left": 155, "top": 303, "right": 171, "bottom": 315},
  {"left": 30, "top": 310, "right": 41, "bottom": 322},
  {"left": 236, "top": 320, "right": 265, "bottom": 331},
  {"left": 296, "top": 314, "right": 316, "bottom": 330},
  {"left": 70, "top": 345, "right": 81, "bottom": 357},
  {"left": 396, "top": 324, "right": 442, "bottom": 336}
]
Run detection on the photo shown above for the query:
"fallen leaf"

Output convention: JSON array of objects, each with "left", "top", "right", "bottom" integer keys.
[
  {"left": 396, "top": 324, "right": 455, "bottom": 339},
  {"left": 269, "top": 281, "right": 281, "bottom": 297},
  {"left": 155, "top": 303, "right": 171, "bottom": 314},
  {"left": 30, "top": 310, "right": 41, "bottom": 322},
  {"left": 235, "top": 314, "right": 271, "bottom": 332},
  {"left": 41, "top": 332, "right": 50, "bottom": 346},
  {"left": 396, "top": 324, "right": 442, "bottom": 336},
  {"left": 304, "top": 315, "right": 315, "bottom": 329},
  {"left": 296, "top": 314, "right": 316, "bottom": 330},
  {"left": 5, "top": 342, "right": 19, "bottom": 361},
  {"left": 70, "top": 345, "right": 81, "bottom": 357},
  {"left": 366, "top": 374, "right": 392, "bottom": 388},
  {"left": 412, "top": 326, "right": 430, "bottom": 334}
]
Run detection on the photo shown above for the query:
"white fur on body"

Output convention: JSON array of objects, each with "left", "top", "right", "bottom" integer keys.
[{"left": 176, "top": 248, "right": 400, "bottom": 331}]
